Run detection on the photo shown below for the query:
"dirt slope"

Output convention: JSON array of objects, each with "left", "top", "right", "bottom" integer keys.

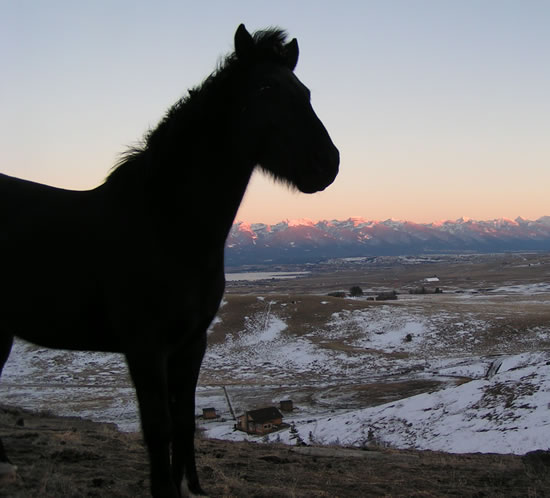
[{"left": 1, "top": 405, "right": 549, "bottom": 497}]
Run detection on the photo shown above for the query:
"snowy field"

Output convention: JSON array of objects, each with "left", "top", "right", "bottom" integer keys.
[
  {"left": 207, "top": 351, "right": 550, "bottom": 454},
  {"left": 2, "top": 273, "right": 550, "bottom": 455}
]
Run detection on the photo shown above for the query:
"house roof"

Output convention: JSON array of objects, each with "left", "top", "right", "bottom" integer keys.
[{"left": 247, "top": 407, "right": 283, "bottom": 423}]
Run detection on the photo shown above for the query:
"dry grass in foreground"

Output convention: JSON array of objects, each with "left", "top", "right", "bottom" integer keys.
[{"left": 1, "top": 405, "right": 549, "bottom": 497}]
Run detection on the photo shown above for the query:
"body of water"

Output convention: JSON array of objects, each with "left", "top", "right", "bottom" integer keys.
[{"left": 225, "top": 271, "right": 309, "bottom": 282}]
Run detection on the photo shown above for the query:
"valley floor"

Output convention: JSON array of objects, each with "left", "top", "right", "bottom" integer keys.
[{"left": 1, "top": 253, "right": 550, "bottom": 495}]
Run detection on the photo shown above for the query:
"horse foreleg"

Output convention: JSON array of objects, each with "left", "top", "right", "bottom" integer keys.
[
  {"left": 0, "top": 334, "right": 14, "bottom": 466},
  {"left": 168, "top": 333, "right": 207, "bottom": 497},
  {"left": 126, "top": 351, "right": 179, "bottom": 498}
]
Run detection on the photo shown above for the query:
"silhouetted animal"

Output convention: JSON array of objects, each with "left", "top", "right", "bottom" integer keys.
[{"left": 0, "top": 24, "right": 339, "bottom": 497}]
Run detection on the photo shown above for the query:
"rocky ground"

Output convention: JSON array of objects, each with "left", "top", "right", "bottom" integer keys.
[{"left": 1, "top": 405, "right": 549, "bottom": 497}]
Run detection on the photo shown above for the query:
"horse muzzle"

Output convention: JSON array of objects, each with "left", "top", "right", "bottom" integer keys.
[{"left": 297, "top": 145, "right": 339, "bottom": 194}]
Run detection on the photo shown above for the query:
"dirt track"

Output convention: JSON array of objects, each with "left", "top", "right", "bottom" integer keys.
[{"left": 1, "top": 405, "right": 549, "bottom": 497}]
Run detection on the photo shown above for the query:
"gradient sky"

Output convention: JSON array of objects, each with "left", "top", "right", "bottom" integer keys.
[{"left": 1, "top": 1, "right": 549, "bottom": 224}]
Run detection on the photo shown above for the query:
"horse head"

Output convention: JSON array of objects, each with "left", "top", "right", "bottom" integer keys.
[{"left": 233, "top": 24, "right": 339, "bottom": 194}]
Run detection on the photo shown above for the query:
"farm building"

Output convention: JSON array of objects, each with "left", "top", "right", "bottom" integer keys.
[
  {"left": 202, "top": 408, "right": 218, "bottom": 420},
  {"left": 236, "top": 407, "right": 284, "bottom": 435},
  {"left": 376, "top": 290, "right": 398, "bottom": 301},
  {"left": 279, "top": 400, "right": 294, "bottom": 412}
]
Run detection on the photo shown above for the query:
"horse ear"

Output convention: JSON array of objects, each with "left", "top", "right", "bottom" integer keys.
[
  {"left": 285, "top": 38, "right": 299, "bottom": 70},
  {"left": 235, "top": 24, "right": 254, "bottom": 62}
]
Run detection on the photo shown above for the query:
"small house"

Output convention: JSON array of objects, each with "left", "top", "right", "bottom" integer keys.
[
  {"left": 424, "top": 277, "right": 440, "bottom": 283},
  {"left": 376, "top": 290, "right": 397, "bottom": 301},
  {"left": 202, "top": 408, "right": 218, "bottom": 420},
  {"left": 236, "top": 407, "right": 284, "bottom": 435},
  {"left": 279, "top": 400, "right": 294, "bottom": 412}
]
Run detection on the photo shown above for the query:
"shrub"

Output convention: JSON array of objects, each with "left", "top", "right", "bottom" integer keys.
[{"left": 349, "top": 286, "right": 363, "bottom": 297}]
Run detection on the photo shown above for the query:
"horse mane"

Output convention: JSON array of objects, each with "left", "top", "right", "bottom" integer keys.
[{"left": 107, "top": 27, "right": 290, "bottom": 185}]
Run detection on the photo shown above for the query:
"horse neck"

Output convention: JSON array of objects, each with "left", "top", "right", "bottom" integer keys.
[{"left": 111, "top": 89, "right": 254, "bottom": 249}]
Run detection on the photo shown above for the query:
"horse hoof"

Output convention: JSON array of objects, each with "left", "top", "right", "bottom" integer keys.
[
  {"left": 181, "top": 481, "right": 208, "bottom": 497},
  {"left": 0, "top": 462, "right": 18, "bottom": 484}
]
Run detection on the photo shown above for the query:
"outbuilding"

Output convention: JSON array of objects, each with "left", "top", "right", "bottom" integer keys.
[
  {"left": 236, "top": 407, "right": 284, "bottom": 435},
  {"left": 202, "top": 408, "right": 218, "bottom": 420}
]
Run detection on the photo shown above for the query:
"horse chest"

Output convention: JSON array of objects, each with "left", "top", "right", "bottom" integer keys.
[{"left": 104, "top": 257, "right": 225, "bottom": 344}]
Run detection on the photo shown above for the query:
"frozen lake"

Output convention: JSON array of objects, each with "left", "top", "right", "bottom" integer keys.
[{"left": 225, "top": 271, "right": 310, "bottom": 281}]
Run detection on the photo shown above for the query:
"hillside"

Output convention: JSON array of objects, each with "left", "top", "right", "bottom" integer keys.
[
  {"left": 1, "top": 405, "right": 549, "bottom": 497},
  {"left": 1, "top": 253, "right": 550, "bottom": 496}
]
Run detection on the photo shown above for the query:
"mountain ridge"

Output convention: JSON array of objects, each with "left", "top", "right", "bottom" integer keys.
[{"left": 226, "top": 216, "right": 550, "bottom": 265}]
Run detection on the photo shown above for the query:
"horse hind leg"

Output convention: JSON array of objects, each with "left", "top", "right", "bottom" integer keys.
[{"left": 0, "top": 333, "right": 16, "bottom": 474}]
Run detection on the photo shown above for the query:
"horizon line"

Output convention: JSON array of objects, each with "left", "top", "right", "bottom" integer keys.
[{"left": 233, "top": 215, "right": 550, "bottom": 227}]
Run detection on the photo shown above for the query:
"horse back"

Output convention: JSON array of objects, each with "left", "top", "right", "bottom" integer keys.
[
  {"left": 0, "top": 173, "right": 225, "bottom": 353},
  {"left": 0, "top": 173, "right": 118, "bottom": 349}
]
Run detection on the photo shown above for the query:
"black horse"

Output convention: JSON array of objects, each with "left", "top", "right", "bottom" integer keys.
[{"left": 0, "top": 24, "right": 339, "bottom": 497}]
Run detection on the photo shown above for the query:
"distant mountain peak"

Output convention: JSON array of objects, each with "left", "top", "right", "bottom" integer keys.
[
  {"left": 285, "top": 218, "right": 316, "bottom": 227},
  {"left": 226, "top": 216, "right": 550, "bottom": 265}
]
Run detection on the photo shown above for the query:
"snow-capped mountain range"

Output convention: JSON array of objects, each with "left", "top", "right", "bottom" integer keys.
[{"left": 226, "top": 216, "right": 550, "bottom": 265}]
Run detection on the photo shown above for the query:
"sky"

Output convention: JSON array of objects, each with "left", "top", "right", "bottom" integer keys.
[{"left": 1, "top": 1, "right": 549, "bottom": 225}]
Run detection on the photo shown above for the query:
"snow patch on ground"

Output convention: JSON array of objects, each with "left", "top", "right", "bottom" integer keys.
[
  {"left": 490, "top": 283, "right": 550, "bottom": 294},
  {"left": 3, "top": 290, "right": 550, "bottom": 454},
  {"left": 205, "top": 352, "right": 550, "bottom": 455}
]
